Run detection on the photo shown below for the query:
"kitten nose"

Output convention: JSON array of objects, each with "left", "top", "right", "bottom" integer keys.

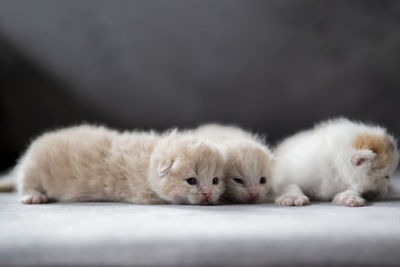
[
  {"left": 248, "top": 189, "right": 259, "bottom": 201},
  {"left": 200, "top": 189, "right": 212, "bottom": 205},
  {"left": 202, "top": 189, "right": 212, "bottom": 199}
]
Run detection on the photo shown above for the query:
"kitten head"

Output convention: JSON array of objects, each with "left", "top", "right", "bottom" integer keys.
[
  {"left": 349, "top": 132, "right": 399, "bottom": 198},
  {"left": 221, "top": 139, "right": 273, "bottom": 203},
  {"left": 148, "top": 132, "right": 225, "bottom": 205}
]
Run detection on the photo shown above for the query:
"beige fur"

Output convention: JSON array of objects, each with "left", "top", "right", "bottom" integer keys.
[
  {"left": 191, "top": 124, "right": 274, "bottom": 203},
  {"left": 15, "top": 125, "right": 225, "bottom": 205}
]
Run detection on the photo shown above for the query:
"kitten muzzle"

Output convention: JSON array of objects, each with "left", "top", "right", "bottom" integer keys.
[
  {"left": 200, "top": 190, "right": 212, "bottom": 205},
  {"left": 248, "top": 188, "right": 260, "bottom": 202}
]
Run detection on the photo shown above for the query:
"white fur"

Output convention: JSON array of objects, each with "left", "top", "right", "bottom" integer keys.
[{"left": 272, "top": 118, "right": 399, "bottom": 207}]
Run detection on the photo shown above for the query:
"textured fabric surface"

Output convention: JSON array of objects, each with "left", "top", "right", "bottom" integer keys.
[{"left": 1, "top": 177, "right": 400, "bottom": 267}]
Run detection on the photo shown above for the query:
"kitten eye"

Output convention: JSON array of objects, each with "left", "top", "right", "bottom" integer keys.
[
  {"left": 233, "top": 178, "right": 244, "bottom": 184},
  {"left": 384, "top": 176, "right": 390, "bottom": 179},
  {"left": 259, "top": 177, "right": 267, "bottom": 184},
  {"left": 212, "top": 177, "right": 219, "bottom": 185},
  {"left": 186, "top": 178, "right": 197, "bottom": 185}
]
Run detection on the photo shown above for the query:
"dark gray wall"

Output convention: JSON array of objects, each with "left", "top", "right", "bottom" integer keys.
[{"left": 1, "top": 0, "right": 400, "bottom": 170}]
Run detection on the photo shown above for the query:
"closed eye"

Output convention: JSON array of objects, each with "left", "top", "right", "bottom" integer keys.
[
  {"left": 384, "top": 176, "right": 390, "bottom": 179},
  {"left": 233, "top": 178, "right": 244, "bottom": 184}
]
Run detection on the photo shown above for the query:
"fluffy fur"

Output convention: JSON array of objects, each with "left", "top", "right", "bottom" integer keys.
[
  {"left": 272, "top": 118, "right": 399, "bottom": 207},
  {"left": 8, "top": 125, "right": 225, "bottom": 205},
  {"left": 192, "top": 124, "right": 274, "bottom": 203}
]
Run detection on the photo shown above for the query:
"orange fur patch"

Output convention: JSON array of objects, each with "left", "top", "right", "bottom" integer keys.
[{"left": 353, "top": 134, "right": 392, "bottom": 168}]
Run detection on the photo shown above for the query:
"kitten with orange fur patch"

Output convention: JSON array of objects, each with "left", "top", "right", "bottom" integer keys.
[
  {"left": 272, "top": 118, "right": 399, "bottom": 207},
  {"left": 2, "top": 125, "right": 225, "bottom": 205}
]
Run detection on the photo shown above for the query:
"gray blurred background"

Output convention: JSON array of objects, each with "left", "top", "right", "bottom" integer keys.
[{"left": 1, "top": 0, "right": 400, "bottom": 172}]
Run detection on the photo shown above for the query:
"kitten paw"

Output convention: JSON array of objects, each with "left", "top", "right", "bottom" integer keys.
[
  {"left": 334, "top": 194, "right": 365, "bottom": 207},
  {"left": 20, "top": 193, "right": 48, "bottom": 204},
  {"left": 275, "top": 194, "right": 309, "bottom": 206}
]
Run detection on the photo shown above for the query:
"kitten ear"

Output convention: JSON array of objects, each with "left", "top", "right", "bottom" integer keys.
[
  {"left": 351, "top": 149, "right": 376, "bottom": 166},
  {"left": 158, "top": 159, "right": 175, "bottom": 177}
]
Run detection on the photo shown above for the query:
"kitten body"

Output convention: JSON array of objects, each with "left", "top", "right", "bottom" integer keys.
[
  {"left": 14, "top": 125, "right": 224, "bottom": 205},
  {"left": 192, "top": 124, "right": 273, "bottom": 203},
  {"left": 272, "top": 118, "right": 399, "bottom": 207}
]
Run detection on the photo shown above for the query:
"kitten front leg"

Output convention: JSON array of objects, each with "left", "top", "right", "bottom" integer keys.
[
  {"left": 275, "top": 184, "right": 309, "bottom": 206},
  {"left": 20, "top": 191, "right": 48, "bottom": 204},
  {"left": 333, "top": 190, "right": 365, "bottom": 207}
]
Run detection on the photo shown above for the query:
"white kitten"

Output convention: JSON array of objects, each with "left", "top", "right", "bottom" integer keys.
[
  {"left": 4, "top": 125, "right": 225, "bottom": 205},
  {"left": 192, "top": 124, "right": 274, "bottom": 203},
  {"left": 272, "top": 118, "right": 399, "bottom": 207}
]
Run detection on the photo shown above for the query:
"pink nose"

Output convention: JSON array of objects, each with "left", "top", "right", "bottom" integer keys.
[
  {"left": 200, "top": 190, "right": 212, "bottom": 205},
  {"left": 248, "top": 190, "right": 259, "bottom": 201},
  {"left": 202, "top": 190, "right": 212, "bottom": 199}
]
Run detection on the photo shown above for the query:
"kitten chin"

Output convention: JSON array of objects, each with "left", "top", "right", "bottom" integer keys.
[
  {"left": 191, "top": 124, "right": 274, "bottom": 204},
  {"left": 15, "top": 125, "right": 225, "bottom": 205},
  {"left": 272, "top": 117, "right": 399, "bottom": 207}
]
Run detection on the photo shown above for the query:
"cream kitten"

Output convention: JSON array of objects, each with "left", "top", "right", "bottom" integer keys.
[
  {"left": 192, "top": 124, "right": 274, "bottom": 203},
  {"left": 5, "top": 125, "right": 225, "bottom": 205},
  {"left": 272, "top": 118, "right": 399, "bottom": 207}
]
